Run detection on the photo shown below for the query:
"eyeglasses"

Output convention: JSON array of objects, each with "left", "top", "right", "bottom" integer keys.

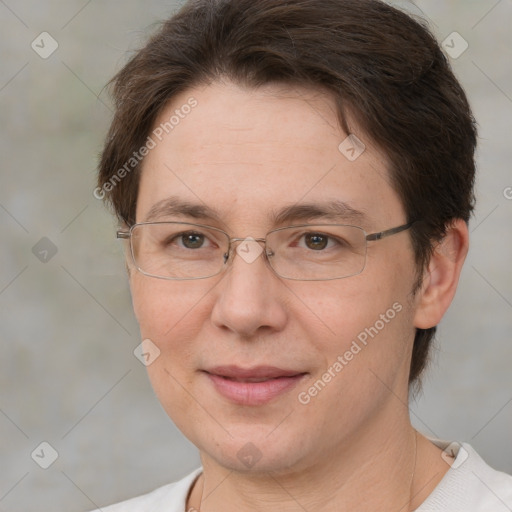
[{"left": 117, "top": 220, "right": 415, "bottom": 281}]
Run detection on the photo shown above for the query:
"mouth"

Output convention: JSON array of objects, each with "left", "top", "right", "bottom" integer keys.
[{"left": 202, "top": 365, "right": 308, "bottom": 405}]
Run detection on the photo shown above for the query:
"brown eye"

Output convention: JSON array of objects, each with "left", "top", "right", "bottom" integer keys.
[
  {"left": 164, "top": 231, "right": 211, "bottom": 250},
  {"left": 180, "top": 232, "right": 205, "bottom": 249},
  {"left": 304, "top": 233, "right": 329, "bottom": 250}
]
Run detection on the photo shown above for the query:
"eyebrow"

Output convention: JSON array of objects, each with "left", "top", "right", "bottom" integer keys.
[{"left": 143, "top": 196, "right": 367, "bottom": 226}]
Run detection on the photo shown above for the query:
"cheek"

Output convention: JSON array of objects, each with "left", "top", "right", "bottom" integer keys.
[
  {"left": 297, "top": 279, "right": 389, "bottom": 346},
  {"left": 129, "top": 276, "right": 210, "bottom": 392},
  {"left": 298, "top": 261, "right": 415, "bottom": 376},
  {"left": 130, "top": 276, "right": 166, "bottom": 337},
  {"left": 130, "top": 276, "right": 203, "bottom": 422},
  {"left": 130, "top": 275, "right": 201, "bottom": 338},
  {"left": 301, "top": 287, "right": 414, "bottom": 401}
]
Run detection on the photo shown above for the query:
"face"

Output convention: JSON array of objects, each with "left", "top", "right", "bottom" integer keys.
[{"left": 128, "top": 80, "right": 420, "bottom": 474}]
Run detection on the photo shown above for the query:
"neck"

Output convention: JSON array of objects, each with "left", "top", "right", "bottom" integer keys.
[{"left": 187, "top": 412, "right": 446, "bottom": 512}]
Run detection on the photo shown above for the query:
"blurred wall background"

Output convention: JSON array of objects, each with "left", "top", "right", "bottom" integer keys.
[{"left": 1, "top": 1, "right": 511, "bottom": 510}]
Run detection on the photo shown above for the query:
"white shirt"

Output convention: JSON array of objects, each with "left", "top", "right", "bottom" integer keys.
[{"left": 90, "top": 440, "right": 512, "bottom": 511}]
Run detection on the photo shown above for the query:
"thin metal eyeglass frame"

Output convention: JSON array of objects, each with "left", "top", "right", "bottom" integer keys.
[{"left": 116, "top": 220, "right": 416, "bottom": 281}]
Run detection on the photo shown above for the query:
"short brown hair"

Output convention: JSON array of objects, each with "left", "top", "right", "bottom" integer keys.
[{"left": 98, "top": 0, "right": 477, "bottom": 388}]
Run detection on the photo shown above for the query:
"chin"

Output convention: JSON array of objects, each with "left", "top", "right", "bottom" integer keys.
[{"left": 186, "top": 420, "right": 316, "bottom": 474}]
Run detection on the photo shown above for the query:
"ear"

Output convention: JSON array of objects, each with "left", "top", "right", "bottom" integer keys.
[{"left": 413, "top": 219, "right": 469, "bottom": 329}]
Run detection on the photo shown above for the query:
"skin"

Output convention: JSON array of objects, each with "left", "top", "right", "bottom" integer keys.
[{"left": 126, "top": 80, "right": 469, "bottom": 511}]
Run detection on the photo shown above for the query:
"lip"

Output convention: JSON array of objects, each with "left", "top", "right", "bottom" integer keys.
[{"left": 203, "top": 365, "right": 307, "bottom": 406}]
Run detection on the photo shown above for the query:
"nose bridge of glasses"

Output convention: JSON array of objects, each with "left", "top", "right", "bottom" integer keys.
[
  {"left": 229, "top": 237, "right": 267, "bottom": 245},
  {"left": 226, "top": 237, "right": 269, "bottom": 261}
]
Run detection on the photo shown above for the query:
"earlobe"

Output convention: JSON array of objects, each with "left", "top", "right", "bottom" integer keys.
[{"left": 413, "top": 219, "right": 469, "bottom": 329}]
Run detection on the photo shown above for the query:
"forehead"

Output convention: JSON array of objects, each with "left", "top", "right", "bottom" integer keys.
[{"left": 136, "top": 80, "right": 405, "bottom": 230}]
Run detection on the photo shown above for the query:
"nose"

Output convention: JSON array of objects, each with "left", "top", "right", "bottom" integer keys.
[{"left": 210, "top": 238, "right": 288, "bottom": 338}]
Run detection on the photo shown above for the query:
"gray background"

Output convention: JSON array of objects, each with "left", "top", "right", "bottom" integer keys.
[{"left": 0, "top": 1, "right": 511, "bottom": 511}]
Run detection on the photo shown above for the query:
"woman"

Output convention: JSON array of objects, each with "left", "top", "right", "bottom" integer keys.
[{"left": 91, "top": 0, "right": 512, "bottom": 510}]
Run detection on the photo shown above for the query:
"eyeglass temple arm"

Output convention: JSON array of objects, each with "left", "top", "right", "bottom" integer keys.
[
  {"left": 117, "top": 230, "right": 130, "bottom": 239},
  {"left": 366, "top": 221, "right": 416, "bottom": 241}
]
